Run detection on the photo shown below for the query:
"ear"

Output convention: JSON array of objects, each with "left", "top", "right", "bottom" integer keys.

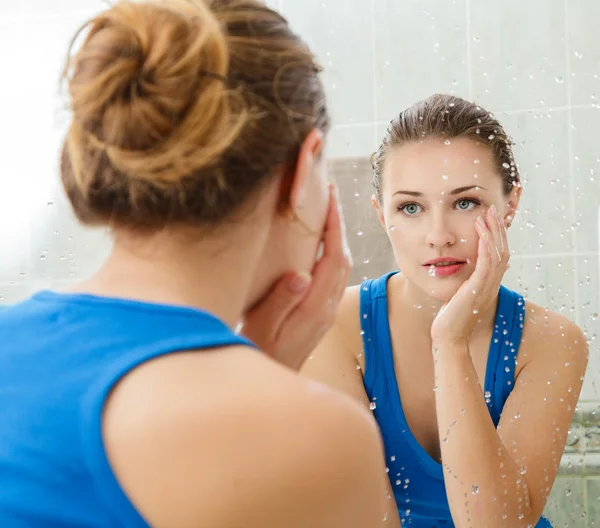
[
  {"left": 372, "top": 194, "right": 387, "bottom": 232},
  {"left": 504, "top": 184, "right": 522, "bottom": 227},
  {"left": 280, "top": 128, "right": 324, "bottom": 213}
]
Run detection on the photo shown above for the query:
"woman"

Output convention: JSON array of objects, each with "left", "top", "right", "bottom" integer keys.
[
  {"left": 0, "top": 1, "right": 399, "bottom": 526},
  {"left": 302, "top": 94, "right": 588, "bottom": 527}
]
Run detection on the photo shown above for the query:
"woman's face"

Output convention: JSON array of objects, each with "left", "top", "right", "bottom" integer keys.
[{"left": 375, "top": 136, "right": 519, "bottom": 303}]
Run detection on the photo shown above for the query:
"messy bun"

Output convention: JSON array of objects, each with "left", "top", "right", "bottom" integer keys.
[{"left": 60, "top": 0, "right": 328, "bottom": 228}]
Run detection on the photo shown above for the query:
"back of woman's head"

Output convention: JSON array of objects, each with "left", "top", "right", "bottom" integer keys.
[{"left": 61, "top": 0, "right": 328, "bottom": 229}]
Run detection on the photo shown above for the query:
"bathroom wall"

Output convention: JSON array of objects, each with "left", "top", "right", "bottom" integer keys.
[{"left": 1, "top": 0, "right": 599, "bottom": 525}]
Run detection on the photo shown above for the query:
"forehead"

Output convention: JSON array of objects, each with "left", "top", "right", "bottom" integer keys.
[{"left": 382, "top": 137, "right": 502, "bottom": 194}]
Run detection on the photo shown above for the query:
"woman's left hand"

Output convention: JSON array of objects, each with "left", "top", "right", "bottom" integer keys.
[{"left": 430, "top": 204, "right": 510, "bottom": 347}]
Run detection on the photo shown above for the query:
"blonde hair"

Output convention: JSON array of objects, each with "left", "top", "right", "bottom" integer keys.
[{"left": 61, "top": 0, "right": 328, "bottom": 229}]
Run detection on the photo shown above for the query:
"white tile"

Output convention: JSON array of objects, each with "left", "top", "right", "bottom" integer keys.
[
  {"left": 470, "top": 0, "right": 568, "bottom": 111},
  {"left": 373, "top": 0, "right": 469, "bottom": 121},
  {"left": 568, "top": 0, "right": 600, "bottom": 106},
  {"left": 502, "top": 255, "right": 577, "bottom": 321},
  {"left": 326, "top": 124, "right": 377, "bottom": 160},
  {"left": 499, "top": 109, "right": 573, "bottom": 255},
  {"left": 279, "top": 0, "right": 375, "bottom": 125},
  {"left": 571, "top": 107, "right": 600, "bottom": 252},
  {"left": 575, "top": 255, "right": 600, "bottom": 401}
]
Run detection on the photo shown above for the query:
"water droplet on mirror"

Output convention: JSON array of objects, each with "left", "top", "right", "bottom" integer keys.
[
  {"left": 388, "top": 225, "right": 396, "bottom": 232},
  {"left": 474, "top": 159, "right": 480, "bottom": 164},
  {"left": 442, "top": 174, "right": 449, "bottom": 180},
  {"left": 390, "top": 455, "right": 396, "bottom": 462},
  {"left": 356, "top": 231, "right": 363, "bottom": 236},
  {"left": 428, "top": 265, "right": 436, "bottom": 277},
  {"left": 555, "top": 76, "right": 564, "bottom": 83},
  {"left": 520, "top": 466, "right": 527, "bottom": 475},
  {"left": 473, "top": 309, "right": 479, "bottom": 315},
  {"left": 444, "top": 139, "right": 451, "bottom": 145},
  {"left": 369, "top": 401, "right": 377, "bottom": 411},
  {"left": 488, "top": 134, "right": 495, "bottom": 140},
  {"left": 484, "top": 391, "right": 492, "bottom": 403},
  {"left": 472, "top": 485, "right": 479, "bottom": 495}
]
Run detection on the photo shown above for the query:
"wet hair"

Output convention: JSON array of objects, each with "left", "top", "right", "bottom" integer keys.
[
  {"left": 60, "top": 0, "right": 328, "bottom": 230},
  {"left": 371, "top": 94, "right": 519, "bottom": 202}
]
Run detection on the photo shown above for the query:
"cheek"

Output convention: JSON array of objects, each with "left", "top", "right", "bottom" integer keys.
[
  {"left": 304, "top": 177, "right": 329, "bottom": 232},
  {"left": 387, "top": 228, "right": 418, "bottom": 265}
]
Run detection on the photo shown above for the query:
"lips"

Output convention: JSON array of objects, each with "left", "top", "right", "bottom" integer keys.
[
  {"left": 423, "top": 257, "right": 466, "bottom": 267},
  {"left": 423, "top": 257, "right": 467, "bottom": 278}
]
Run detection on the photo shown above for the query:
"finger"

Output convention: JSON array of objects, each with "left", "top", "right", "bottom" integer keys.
[
  {"left": 242, "top": 270, "right": 312, "bottom": 343},
  {"left": 498, "top": 209, "right": 510, "bottom": 268},
  {"left": 486, "top": 206, "right": 502, "bottom": 265},
  {"left": 473, "top": 216, "right": 492, "bottom": 285},
  {"left": 492, "top": 204, "right": 506, "bottom": 254},
  {"left": 286, "top": 188, "right": 351, "bottom": 332}
]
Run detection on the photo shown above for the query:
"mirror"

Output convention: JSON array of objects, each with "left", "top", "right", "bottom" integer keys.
[{"left": 1, "top": 0, "right": 597, "bottom": 526}]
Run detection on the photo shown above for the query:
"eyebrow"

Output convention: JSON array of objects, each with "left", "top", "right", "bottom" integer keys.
[{"left": 393, "top": 185, "right": 487, "bottom": 197}]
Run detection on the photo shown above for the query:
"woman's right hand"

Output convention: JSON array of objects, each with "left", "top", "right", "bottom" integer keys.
[{"left": 240, "top": 184, "right": 352, "bottom": 371}]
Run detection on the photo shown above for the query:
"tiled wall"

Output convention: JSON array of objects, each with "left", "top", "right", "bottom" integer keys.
[{"left": 1, "top": 0, "right": 599, "bottom": 525}]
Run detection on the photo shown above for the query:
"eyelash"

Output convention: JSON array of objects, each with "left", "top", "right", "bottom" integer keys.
[{"left": 397, "top": 198, "right": 482, "bottom": 215}]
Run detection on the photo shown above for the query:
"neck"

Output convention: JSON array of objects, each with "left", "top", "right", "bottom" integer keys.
[{"left": 73, "top": 221, "right": 272, "bottom": 328}]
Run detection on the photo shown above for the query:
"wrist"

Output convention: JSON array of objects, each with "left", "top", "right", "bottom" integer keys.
[{"left": 431, "top": 338, "right": 470, "bottom": 355}]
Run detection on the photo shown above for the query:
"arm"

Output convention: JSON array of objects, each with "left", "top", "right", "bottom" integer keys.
[
  {"left": 302, "top": 287, "right": 371, "bottom": 409},
  {"left": 301, "top": 287, "right": 400, "bottom": 527},
  {"left": 430, "top": 207, "right": 589, "bottom": 527},
  {"left": 102, "top": 346, "right": 396, "bottom": 528},
  {"left": 433, "top": 314, "right": 587, "bottom": 527}
]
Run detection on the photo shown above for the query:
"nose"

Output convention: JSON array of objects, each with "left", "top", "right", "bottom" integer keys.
[{"left": 425, "top": 214, "right": 456, "bottom": 248}]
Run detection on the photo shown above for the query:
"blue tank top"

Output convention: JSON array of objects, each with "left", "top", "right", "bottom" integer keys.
[
  {"left": 360, "top": 272, "right": 552, "bottom": 528},
  {"left": 0, "top": 290, "right": 256, "bottom": 527}
]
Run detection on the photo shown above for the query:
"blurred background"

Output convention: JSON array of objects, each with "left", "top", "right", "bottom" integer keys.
[{"left": 1, "top": 0, "right": 599, "bottom": 525}]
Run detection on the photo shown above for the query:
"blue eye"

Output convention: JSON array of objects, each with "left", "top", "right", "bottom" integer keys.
[
  {"left": 399, "top": 203, "right": 422, "bottom": 215},
  {"left": 455, "top": 199, "right": 479, "bottom": 211}
]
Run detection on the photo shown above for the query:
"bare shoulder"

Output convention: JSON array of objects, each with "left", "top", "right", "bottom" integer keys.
[
  {"left": 301, "top": 285, "right": 368, "bottom": 401},
  {"left": 103, "top": 345, "right": 389, "bottom": 528},
  {"left": 518, "top": 300, "right": 589, "bottom": 373},
  {"left": 329, "top": 284, "right": 363, "bottom": 354}
]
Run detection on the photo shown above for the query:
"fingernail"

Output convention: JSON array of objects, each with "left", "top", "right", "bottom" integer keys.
[{"left": 288, "top": 271, "right": 311, "bottom": 293}]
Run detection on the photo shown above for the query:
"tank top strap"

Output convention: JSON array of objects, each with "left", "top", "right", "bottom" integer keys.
[
  {"left": 359, "top": 272, "right": 398, "bottom": 397},
  {"left": 484, "top": 285, "right": 526, "bottom": 426}
]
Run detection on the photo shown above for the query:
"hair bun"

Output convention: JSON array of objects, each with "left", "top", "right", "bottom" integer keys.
[{"left": 65, "top": 0, "right": 246, "bottom": 185}]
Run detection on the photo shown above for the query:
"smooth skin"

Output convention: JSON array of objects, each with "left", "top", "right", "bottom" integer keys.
[
  {"left": 302, "top": 137, "right": 588, "bottom": 527},
  {"left": 69, "top": 130, "right": 400, "bottom": 527}
]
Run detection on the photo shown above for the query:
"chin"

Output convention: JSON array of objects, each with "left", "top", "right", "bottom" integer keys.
[{"left": 427, "top": 284, "right": 459, "bottom": 303}]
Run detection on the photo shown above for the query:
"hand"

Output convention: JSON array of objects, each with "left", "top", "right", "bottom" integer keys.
[
  {"left": 430, "top": 204, "right": 510, "bottom": 347},
  {"left": 239, "top": 184, "right": 352, "bottom": 371}
]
